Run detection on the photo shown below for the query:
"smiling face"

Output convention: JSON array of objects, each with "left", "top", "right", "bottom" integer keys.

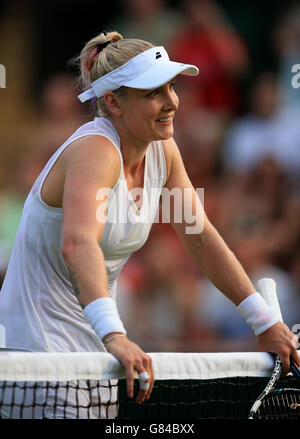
[{"left": 105, "top": 79, "right": 179, "bottom": 146}]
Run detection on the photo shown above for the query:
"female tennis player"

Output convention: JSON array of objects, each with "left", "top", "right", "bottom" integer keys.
[{"left": 0, "top": 31, "right": 299, "bottom": 418}]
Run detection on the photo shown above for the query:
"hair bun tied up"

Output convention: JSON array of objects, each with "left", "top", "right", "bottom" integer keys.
[{"left": 97, "top": 40, "right": 112, "bottom": 52}]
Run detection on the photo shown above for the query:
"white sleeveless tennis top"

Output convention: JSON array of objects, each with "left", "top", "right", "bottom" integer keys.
[{"left": 0, "top": 117, "right": 167, "bottom": 352}]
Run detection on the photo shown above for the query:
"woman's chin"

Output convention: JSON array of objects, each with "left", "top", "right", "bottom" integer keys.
[{"left": 154, "top": 125, "right": 174, "bottom": 140}]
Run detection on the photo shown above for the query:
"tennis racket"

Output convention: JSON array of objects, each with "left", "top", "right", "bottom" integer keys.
[{"left": 248, "top": 278, "right": 300, "bottom": 419}]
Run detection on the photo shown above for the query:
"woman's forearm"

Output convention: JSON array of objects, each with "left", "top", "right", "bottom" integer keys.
[
  {"left": 183, "top": 221, "right": 255, "bottom": 306},
  {"left": 62, "top": 237, "right": 109, "bottom": 308}
]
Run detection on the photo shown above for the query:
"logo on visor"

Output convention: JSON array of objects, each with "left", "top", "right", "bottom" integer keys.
[{"left": 155, "top": 52, "right": 162, "bottom": 60}]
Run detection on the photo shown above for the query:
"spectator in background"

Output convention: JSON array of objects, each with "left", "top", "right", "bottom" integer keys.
[
  {"left": 26, "top": 73, "right": 87, "bottom": 166},
  {"left": 216, "top": 157, "right": 300, "bottom": 258},
  {"left": 0, "top": 148, "right": 42, "bottom": 286},
  {"left": 223, "top": 72, "right": 300, "bottom": 180},
  {"left": 0, "top": 73, "right": 85, "bottom": 285},
  {"left": 167, "top": 0, "right": 249, "bottom": 118},
  {"left": 109, "top": 0, "right": 180, "bottom": 45}
]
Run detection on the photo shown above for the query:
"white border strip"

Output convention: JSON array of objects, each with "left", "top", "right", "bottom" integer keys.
[{"left": 0, "top": 351, "right": 279, "bottom": 382}]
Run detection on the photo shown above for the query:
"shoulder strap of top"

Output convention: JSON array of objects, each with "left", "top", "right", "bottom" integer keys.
[
  {"left": 146, "top": 140, "right": 167, "bottom": 186},
  {"left": 157, "top": 140, "right": 167, "bottom": 186}
]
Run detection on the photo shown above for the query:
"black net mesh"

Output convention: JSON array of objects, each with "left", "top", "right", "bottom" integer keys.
[{"left": 1, "top": 375, "right": 299, "bottom": 419}]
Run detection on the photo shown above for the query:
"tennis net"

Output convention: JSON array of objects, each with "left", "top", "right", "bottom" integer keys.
[{"left": 0, "top": 351, "right": 299, "bottom": 419}]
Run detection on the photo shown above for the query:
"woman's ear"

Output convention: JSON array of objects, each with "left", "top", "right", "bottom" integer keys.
[{"left": 103, "top": 91, "right": 123, "bottom": 116}]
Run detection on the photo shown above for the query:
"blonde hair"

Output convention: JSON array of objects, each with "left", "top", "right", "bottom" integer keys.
[{"left": 79, "top": 31, "right": 154, "bottom": 117}]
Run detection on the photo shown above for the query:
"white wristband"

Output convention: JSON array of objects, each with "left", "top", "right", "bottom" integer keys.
[
  {"left": 237, "top": 292, "right": 281, "bottom": 336},
  {"left": 83, "top": 297, "right": 126, "bottom": 341}
]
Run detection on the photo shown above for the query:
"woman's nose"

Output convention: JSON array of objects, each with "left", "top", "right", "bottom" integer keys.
[{"left": 163, "top": 91, "right": 179, "bottom": 111}]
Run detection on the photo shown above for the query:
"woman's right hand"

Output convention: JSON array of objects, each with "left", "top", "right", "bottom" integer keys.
[
  {"left": 104, "top": 333, "right": 154, "bottom": 404},
  {"left": 257, "top": 322, "right": 300, "bottom": 375}
]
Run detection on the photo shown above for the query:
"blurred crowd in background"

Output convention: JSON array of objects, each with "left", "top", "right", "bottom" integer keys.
[{"left": 1, "top": 0, "right": 300, "bottom": 353}]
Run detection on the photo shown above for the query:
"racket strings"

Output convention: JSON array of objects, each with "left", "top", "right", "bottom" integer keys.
[{"left": 256, "top": 389, "right": 300, "bottom": 419}]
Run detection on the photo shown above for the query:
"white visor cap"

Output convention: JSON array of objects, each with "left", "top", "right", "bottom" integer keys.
[{"left": 78, "top": 46, "right": 199, "bottom": 103}]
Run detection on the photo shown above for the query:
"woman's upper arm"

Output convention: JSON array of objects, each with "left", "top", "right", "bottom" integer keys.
[
  {"left": 161, "top": 137, "right": 206, "bottom": 241},
  {"left": 62, "top": 135, "right": 121, "bottom": 245},
  {"left": 162, "top": 137, "right": 194, "bottom": 192}
]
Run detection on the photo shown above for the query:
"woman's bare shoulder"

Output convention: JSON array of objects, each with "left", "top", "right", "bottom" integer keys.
[{"left": 63, "top": 134, "right": 121, "bottom": 186}]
